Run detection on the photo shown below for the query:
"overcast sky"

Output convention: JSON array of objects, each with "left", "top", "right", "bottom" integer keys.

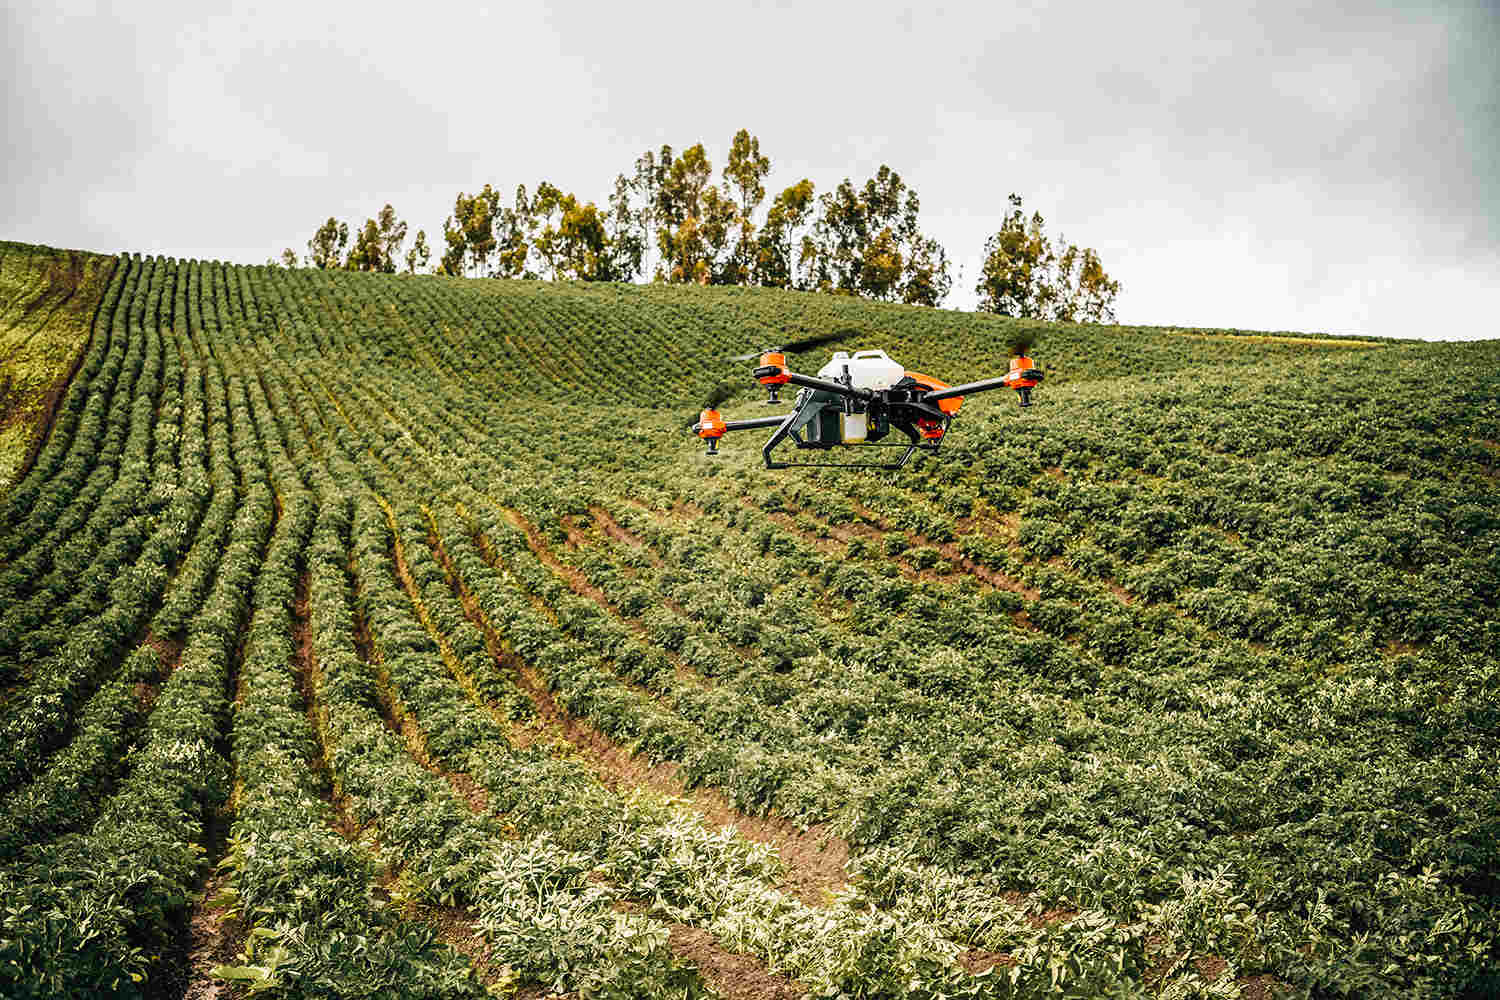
[{"left": 5, "top": 1, "right": 1497, "bottom": 340}]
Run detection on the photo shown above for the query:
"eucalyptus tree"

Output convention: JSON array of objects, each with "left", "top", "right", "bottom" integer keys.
[{"left": 976, "top": 194, "right": 1119, "bottom": 321}]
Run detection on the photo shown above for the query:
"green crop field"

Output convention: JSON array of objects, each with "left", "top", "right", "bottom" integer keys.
[
  {"left": 0, "top": 243, "right": 1495, "bottom": 999},
  {"left": 0, "top": 243, "right": 119, "bottom": 492}
]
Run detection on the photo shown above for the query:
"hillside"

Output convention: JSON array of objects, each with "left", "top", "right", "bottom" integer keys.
[
  {"left": 0, "top": 244, "right": 1496, "bottom": 999},
  {"left": 0, "top": 243, "right": 118, "bottom": 491}
]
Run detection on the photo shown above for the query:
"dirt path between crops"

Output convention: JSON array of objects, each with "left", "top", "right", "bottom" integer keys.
[
  {"left": 160, "top": 871, "right": 246, "bottom": 1000},
  {"left": 612, "top": 900, "right": 807, "bottom": 1000},
  {"left": 666, "top": 922, "right": 806, "bottom": 1000},
  {"left": 159, "top": 624, "right": 255, "bottom": 1000},
  {"left": 589, "top": 504, "right": 664, "bottom": 566},
  {"left": 404, "top": 899, "right": 513, "bottom": 991},
  {"left": 434, "top": 516, "right": 850, "bottom": 906}
]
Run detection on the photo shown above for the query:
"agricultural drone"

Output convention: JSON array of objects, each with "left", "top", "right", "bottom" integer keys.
[{"left": 693, "top": 347, "right": 1044, "bottom": 470}]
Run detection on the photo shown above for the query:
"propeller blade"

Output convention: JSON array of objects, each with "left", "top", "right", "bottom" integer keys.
[{"left": 722, "top": 330, "right": 855, "bottom": 363}]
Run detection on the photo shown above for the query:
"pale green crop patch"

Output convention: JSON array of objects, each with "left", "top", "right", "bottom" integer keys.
[{"left": 0, "top": 242, "right": 115, "bottom": 493}]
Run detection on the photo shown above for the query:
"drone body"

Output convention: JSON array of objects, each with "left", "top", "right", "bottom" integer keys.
[{"left": 693, "top": 348, "right": 1043, "bottom": 470}]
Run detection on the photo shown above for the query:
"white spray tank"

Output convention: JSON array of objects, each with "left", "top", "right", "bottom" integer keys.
[
  {"left": 817, "top": 350, "right": 903, "bottom": 443},
  {"left": 817, "top": 349, "right": 905, "bottom": 390}
]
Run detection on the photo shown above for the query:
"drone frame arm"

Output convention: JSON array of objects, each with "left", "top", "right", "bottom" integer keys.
[
  {"left": 922, "top": 376, "right": 1013, "bottom": 403},
  {"left": 721, "top": 415, "right": 789, "bottom": 433}
]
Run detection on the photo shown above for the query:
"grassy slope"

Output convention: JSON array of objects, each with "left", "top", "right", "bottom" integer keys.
[
  {"left": 0, "top": 247, "right": 1496, "bottom": 996},
  {"left": 0, "top": 242, "right": 116, "bottom": 491}
]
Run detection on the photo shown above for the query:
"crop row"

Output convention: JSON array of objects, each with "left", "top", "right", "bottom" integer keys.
[
  {"left": 242, "top": 256, "right": 1495, "bottom": 995},
  {"left": 4, "top": 254, "right": 1492, "bottom": 995}
]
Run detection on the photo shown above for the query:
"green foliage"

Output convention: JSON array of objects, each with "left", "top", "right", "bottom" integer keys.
[
  {"left": 1007, "top": 329, "right": 1040, "bottom": 357},
  {"left": 0, "top": 244, "right": 1496, "bottom": 999},
  {"left": 404, "top": 228, "right": 430, "bottom": 274},
  {"left": 303, "top": 132, "right": 959, "bottom": 305},
  {"left": 977, "top": 194, "right": 1120, "bottom": 322},
  {"left": 306, "top": 217, "right": 348, "bottom": 270},
  {"left": 441, "top": 185, "right": 500, "bottom": 277},
  {"left": 346, "top": 204, "right": 408, "bottom": 274},
  {"left": 754, "top": 177, "right": 817, "bottom": 289},
  {"left": 806, "top": 165, "right": 953, "bottom": 305}
]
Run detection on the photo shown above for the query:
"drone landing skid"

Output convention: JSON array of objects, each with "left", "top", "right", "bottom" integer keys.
[
  {"left": 766, "top": 442, "right": 927, "bottom": 471},
  {"left": 763, "top": 427, "right": 943, "bottom": 471}
]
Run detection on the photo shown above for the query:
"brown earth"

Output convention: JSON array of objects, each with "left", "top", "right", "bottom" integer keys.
[
  {"left": 173, "top": 874, "right": 249, "bottom": 1000},
  {"left": 145, "top": 629, "right": 186, "bottom": 665},
  {"left": 610, "top": 899, "right": 806, "bottom": 1000},
  {"left": 589, "top": 504, "right": 664, "bottom": 567},
  {"left": 407, "top": 901, "right": 515, "bottom": 990},
  {"left": 957, "top": 948, "right": 1016, "bottom": 973},
  {"left": 665, "top": 922, "right": 806, "bottom": 1000}
]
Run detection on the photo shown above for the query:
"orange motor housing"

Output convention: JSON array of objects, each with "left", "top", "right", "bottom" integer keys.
[
  {"left": 1004, "top": 355, "right": 1040, "bottom": 388},
  {"left": 1003, "top": 354, "right": 1043, "bottom": 407},
  {"left": 916, "top": 417, "right": 946, "bottom": 440},
  {"left": 757, "top": 351, "right": 789, "bottom": 385},
  {"left": 695, "top": 408, "right": 726, "bottom": 439}
]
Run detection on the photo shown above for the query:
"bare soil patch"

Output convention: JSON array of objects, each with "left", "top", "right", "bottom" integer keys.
[
  {"left": 145, "top": 629, "right": 186, "bottom": 665},
  {"left": 589, "top": 505, "right": 663, "bottom": 565},
  {"left": 665, "top": 922, "right": 806, "bottom": 1000},
  {"left": 407, "top": 900, "right": 514, "bottom": 990},
  {"left": 170, "top": 873, "right": 248, "bottom": 1000},
  {"left": 957, "top": 948, "right": 1016, "bottom": 973}
]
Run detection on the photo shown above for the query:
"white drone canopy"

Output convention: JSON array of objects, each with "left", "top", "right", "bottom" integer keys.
[{"left": 816, "top": 350, "right": 906, "bottom": 391}]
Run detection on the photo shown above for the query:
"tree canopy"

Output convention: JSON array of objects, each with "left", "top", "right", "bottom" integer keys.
[
  {"left": 976, "top": 194, "right": 1120, "bottom": 322},
  {"left": 274, "top": 137, "right": 1117, "bottom": 319}
]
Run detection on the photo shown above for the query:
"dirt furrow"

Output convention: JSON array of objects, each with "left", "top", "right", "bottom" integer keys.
[
  {"left": 589, "top": 504, "right": 663, "bottom": 567},
  {"left": 614, "top": 899, "right": 807, "bottom": 1000},
  {"left": 442, "top": 515, "right": 851, "bottom": 906},
  {"left": 514, "top": 508, "right": 712, "bottom": 691}
]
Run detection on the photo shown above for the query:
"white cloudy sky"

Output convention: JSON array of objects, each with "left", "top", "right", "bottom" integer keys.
[{"left": 4, "top": 0, "right": 1497, "bottom": 340}]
